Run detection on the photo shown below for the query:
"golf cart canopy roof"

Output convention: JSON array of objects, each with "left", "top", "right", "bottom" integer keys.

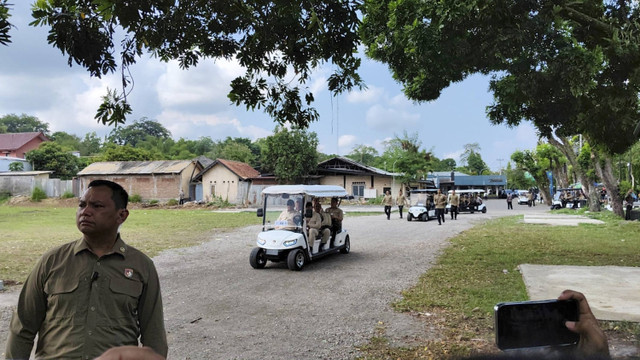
[
  {"left": 261, "top": 185, "right": 348, "bottom": 198},
  {"left": 410, "top": 189, "right": 438, "bottom": 193},
  {"left": 448, "top": 189, "right": 485, "bottom": 194}
]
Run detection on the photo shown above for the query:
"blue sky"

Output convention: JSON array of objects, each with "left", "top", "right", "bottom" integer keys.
[{"left": 0, "top": 2, "right": 538, "bottom": 172}]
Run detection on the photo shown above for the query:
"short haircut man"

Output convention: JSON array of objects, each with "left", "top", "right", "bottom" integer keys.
[{"left": 5, "top": 179, "right": 168, "bottom": 359}]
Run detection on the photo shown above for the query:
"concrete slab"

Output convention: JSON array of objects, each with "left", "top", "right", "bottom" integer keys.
[
  {"left": 519, "top": 264, "right": 640, "bottom": 322},
  {"left": 523, "top": 214, "right": 604, "bottom": 226}
]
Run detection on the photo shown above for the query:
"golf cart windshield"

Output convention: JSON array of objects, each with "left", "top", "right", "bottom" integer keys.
[
  {"left": 410, "top": 190, "right": 435, "bottom": 206},
  {"left": 263, "top": 194, "right": 305, "bottom": 231}
]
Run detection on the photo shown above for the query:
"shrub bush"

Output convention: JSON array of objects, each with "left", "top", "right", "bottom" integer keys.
[
  {"left": 167, "top": 199, "right": 179, "bottom": 206},
  {"left": 61, "top": 191, "right": 75, "bottom": 199},
  {"left": 0, "top": 190, "right": 11, "bottom": 203},
  {"left": 149, "top": 199, "right": 159, "bottom": 205},
  {"left": 31, "top": 187, "right": 47, "bottom": 202},
  {"left": 130, "top": 194, "right": 142, "bottom": 203}
]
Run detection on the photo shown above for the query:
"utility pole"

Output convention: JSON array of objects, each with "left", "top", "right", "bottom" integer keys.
[{"left": 497, "top": 158, "right": 504, "bottom": 175}]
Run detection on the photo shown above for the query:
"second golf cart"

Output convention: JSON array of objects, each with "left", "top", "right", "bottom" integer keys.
[
  {"left": 446, "top": 189, "right": 487, "bottom": 214},
  {"left": 407, "top": 188, "right": 438, "bottom": 221},
  {"left": 250, "top": 185, "right": 350, "bottom": 271}
]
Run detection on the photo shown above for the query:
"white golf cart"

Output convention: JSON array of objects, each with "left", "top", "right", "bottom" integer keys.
[
  {"left": 407, "top": 189, "right": 438, "bottom": 221},
  {"left": 446, "top": 189, "right": 487, "bottom": 214},
  {"left": 551, "top": 188, "right": 587, "bottom": 210},
  {"left": 250, "top": 185, "right": 350, "bottom": 271}
]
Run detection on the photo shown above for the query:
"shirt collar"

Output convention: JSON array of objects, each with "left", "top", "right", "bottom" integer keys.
[{"left": 74, "top": 234, "right": 128, "bottom": 258}]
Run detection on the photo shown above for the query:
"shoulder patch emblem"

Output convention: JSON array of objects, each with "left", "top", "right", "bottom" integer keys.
[{"left": 124, "top": 268, "right": 134, "bottom": 278}]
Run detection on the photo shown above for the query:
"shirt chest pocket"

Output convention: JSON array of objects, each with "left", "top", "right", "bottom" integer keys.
[
  {"left": 106, "top": 277, "right": 143, "bottom": 318},
  {"left": 45, "top": 278, "right": 85, "bottom": 319}
]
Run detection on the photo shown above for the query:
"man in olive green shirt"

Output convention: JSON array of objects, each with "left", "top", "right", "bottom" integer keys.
[
  {"left": 434, "top": 189, "right": 447, "bottom": 225},
  {"left": 5, "top": 180, "right": 168, "bottom": 360},
  {"left": 449, "top": 190, "right": 460, "bottom": 220}
]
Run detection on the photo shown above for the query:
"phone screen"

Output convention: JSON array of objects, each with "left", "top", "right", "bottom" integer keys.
[{"left": 494, "top": 299, "right": 580, "bottom": 350}]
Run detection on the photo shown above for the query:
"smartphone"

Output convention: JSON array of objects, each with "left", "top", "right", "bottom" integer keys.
[{"left": 494, "top": 299, "right": 580, "bottom": 350}]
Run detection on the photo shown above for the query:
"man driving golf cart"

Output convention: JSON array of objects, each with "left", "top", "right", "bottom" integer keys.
[{"left": 250, "top": 185, "right": 351, "bottom": 271}]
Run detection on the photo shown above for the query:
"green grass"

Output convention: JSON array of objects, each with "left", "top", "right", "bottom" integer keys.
[
  {"left": 0, "top": 205, "right": 262, "bottom": 283},
  {"left": 360, "top": 212, "right": 640, "bottom": 359}
]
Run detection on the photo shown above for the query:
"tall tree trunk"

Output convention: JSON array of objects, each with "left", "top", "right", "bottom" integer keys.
[
  {"left": 592, "top": 151, "right": 624, "bottom": 217},
  {"left": 547, "top": 136, "right": 587, "bottom": 188}
]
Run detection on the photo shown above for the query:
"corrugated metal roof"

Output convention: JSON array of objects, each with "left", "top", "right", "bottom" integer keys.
[
  {"left": 0, "top": 171, "right": 52, "bottom": 176},
  {"left": 77, "top": 160, "right": 195, "bottom": 175}
]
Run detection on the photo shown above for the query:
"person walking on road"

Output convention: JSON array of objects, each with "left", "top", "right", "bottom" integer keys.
[
  {"left": 397, "top": 190, "right": 407, "bottom": 219},
  {"left": 434, "top": 189, "right": 447, "bottom": 225},
  {"left": 383, "top": 190, "right": 393, "bottom": 220},
  {"left": 506, "top": 192, "right": 513, "bottom": 210},
  {"left": 449, "top": 189, "right": 460, "bottom": 220}
]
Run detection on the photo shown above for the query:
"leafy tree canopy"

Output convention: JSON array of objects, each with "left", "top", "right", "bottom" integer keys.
[
  {"left": 0, "top": 0, "right": 10, "bottom": 46},
  {"left": 346, "top": 144, "right": 379, "bottom": 166},
  {"left": 360, "top": 0, "right": 640, "bottom": 154},
  {"left": 107, "top": 118, "right": 171, "bottom": 146},
  {"left": 100, "top": 143, "right": 156, "bottom": 161},
  {"left": 28, "top": 0, "right": 363, "bottom": 128},
  {"left": 25, "top": 142, "right": 79, "bottom": 179},
  {"left": 261, "top": 126, "right": 318, "bottom": 183},
  {"left": 0, "top": 113, "right": 50, "bottom": 134}
]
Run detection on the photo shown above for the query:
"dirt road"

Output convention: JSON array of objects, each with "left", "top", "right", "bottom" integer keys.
[{"left": 0, "top": 200, "right": 548, "bottom": 359}]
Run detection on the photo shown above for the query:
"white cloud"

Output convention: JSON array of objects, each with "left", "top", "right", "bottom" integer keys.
[
  {"left": 338, "top": 134, "right": 357, "bottom": 150},
  {"left": 365, "top": 104, "right": 420, "bottom": 132},
  {"left": 346, "top": 86, "right": 383, "bottom": 103},
  {"left": 156, "top": 61, "right": 234, "bottom": 109},
  {"left": 157, "top": 110, "right": 271, "bottom": 140},
  {"left": 443, "top": 149, "right": 464, "bottom": 163}
]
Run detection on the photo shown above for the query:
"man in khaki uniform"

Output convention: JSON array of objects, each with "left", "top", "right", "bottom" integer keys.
[
  {"left": 5, "top": 180, "right": 167, "bottom": 360},
  {"left": 383, "top": 190, "right": 393, "bottom": 220},
  {"left": 434, "top": 189, "right": 447, "bottom": 225},
  {"left": 449, "top": 189, "right": 460, "bottom": 220},
  {"left": 305, "top": 202, "right": 322, "bottom": 252},
  {"left": 397, "top": 190, "right": 407, "bottom": 219},
  {"left": 276, "top": 199, "right": 298, "bottom": 230},
  {"left": 314, "top": 199, "right": 332, "bottom": 247},
  {"left": 325, "top": 197, "right": 344, "bottom": 240}
]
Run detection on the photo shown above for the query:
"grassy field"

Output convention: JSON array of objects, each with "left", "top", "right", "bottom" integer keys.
[
  {"left": 2, "top": 202, "right": 638, "bottom": 358},
  {"left": 359, "top": 209, "right": 640, "bottom": 359},
  {"left": 0, "top": 204, "right": 263, "bottom": 283}
]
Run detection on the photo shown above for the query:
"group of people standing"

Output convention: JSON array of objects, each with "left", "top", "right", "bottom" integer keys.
[{"left": 383, "top": 189, "right": 459, "bottom": 225}]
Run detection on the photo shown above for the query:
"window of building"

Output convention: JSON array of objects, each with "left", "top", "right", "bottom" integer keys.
[{"left": 352, "top": 182, "right": 365, "bottom": 197}]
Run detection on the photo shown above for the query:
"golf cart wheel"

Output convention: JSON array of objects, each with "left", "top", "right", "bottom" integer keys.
[
  {"left": 407, "top": 214, "right": 413, "bottom": 221},
  {"left": 287, "top": 249, "right": 306, "bottom": 271},
  {"left": 340, "top": 236, "right": 350, "bottom": 254},
  {"left": 249, "top": 247, "right": 267, "bottom": 269},
  {"left": 482, "top": 207, "right": 487, "bottom": 213},
  {"left": 420, "top": 213, "right": 428, "bottom": 221}
]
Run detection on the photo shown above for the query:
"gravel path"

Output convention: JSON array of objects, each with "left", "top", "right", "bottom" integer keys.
[{"left": 0, "top": 200, "right": 548, "bottom": 359}]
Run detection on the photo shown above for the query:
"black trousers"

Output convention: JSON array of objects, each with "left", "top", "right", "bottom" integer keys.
[
  {"left": 507, "top": 201, "right": 513, "bottom": 209},
  {"left": 436, "top": 208, "right": 445, "bottom": 224},
  {"left": 384, "top": 206, "right": 391, "bottom": 219},
  {"left": 450, "top": 206, "right": 458, "bottom": 219},
  {"left": 398, "top": 205, "right": 404, "bottom": 218},
  {"left": 626, "top": 205, "right": 633, "bottom": 220}
]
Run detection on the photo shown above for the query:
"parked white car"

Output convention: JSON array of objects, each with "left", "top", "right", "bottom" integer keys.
[{"left": 250, "top": 185, "right": 350, "bottom": 271}]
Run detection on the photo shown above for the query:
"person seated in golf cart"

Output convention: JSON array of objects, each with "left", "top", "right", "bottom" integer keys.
[
  {"left": 313, "top": 198, "right": 332, "bottom": 247},
  {"left": 325, "top": 197, "right": 344, "bottom": 240},
  {"left": 305, "top": 201, "right": 322, "bottom": 251},
  {"left": 276, "top": 199, "right": 299, "bottom": 230}
]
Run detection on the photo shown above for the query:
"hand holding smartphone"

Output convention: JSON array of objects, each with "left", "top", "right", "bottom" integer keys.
[{"left": 494, "top": 299, "right": 580, "bottom": 350}]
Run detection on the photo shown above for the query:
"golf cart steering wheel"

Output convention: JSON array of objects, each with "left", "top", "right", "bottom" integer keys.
[{"left": 293, "top": 215, "right": 302, "bottom": 226}]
